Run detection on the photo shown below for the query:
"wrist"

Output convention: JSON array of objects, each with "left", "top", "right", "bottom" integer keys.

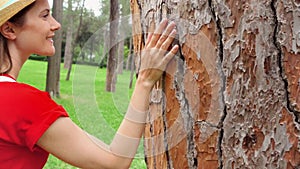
[{"left": 135, "top": 77, "right": 154, "bottom": 92}]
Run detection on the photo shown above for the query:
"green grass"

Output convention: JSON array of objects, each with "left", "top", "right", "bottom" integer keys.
[{"left": 18, "top": 60, "right": 146, "bottom": 169}]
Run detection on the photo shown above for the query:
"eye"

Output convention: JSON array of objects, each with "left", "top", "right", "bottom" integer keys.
[
  {"left": 40, "top": 9, "right": 50, "bottom": 19},
  {"left": 43, "top": 13, "right": 49, "bottom": 18}
]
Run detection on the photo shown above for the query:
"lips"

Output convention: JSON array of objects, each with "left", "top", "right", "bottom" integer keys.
[
  {"left": 48, "top": 38, "right": 53, "bottom": 43},
  {"left": 47, "top": 34, "right": 55, "bottom": 43}
]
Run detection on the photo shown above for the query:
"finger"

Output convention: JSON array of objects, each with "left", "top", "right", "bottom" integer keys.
[
  {"left": 162, "top": 21, "right": 176, "bottom": 38},
  {"left": 160, "top": 29, "right": 177, "bottom": 51},
  {"left": 145, "top": 32, "right": 153, "bottom": 46},
  {"left": 148, "top": 19, "right": 168, "bottom": 47},
  {"left": 162, "top": 45, "right": 179, "bottom": 65},
  {"left": 155, "top": 22, "right": 176, "bottom": 48}
]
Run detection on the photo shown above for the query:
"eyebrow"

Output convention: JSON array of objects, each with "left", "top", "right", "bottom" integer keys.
[{"left": 40, "top": 9, "right": 50, "bottom": 14}]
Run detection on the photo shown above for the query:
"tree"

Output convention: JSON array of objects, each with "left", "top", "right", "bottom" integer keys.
[
  {"left": 65, "top": 0, "right": 86, "bottom": 81},
  {"left": 116, "top": 0, "right": 132, "bottom": 74},
  {"left": 106, "top": 0, "right": 119, "bottom": 92},
  {"left": 131, "top": 0, "right": 300, "bottom": 168},
  {"left": 127, "top": 37, "right": 135, "bottom": 89},
  {"left": 63, "top": 0, "right": 73, "bottom": 70},
  {"left": 126, "top": 37, "right": 133, "bottom": 70},
  {"left": 46, "top": 0, "right": 63, "bottom": 98},
  {"left": 117, "top": 29, "right": 124, "bottom": 74},
  {"left": 61, "top": 0, "right": 109, "bottom": 80}
]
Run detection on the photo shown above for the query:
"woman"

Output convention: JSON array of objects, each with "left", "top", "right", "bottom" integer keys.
[{"left": 0, "top": 0, "right": 178, "bottom": 168}]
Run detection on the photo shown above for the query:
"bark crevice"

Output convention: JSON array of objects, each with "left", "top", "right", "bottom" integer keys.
[
  {"left": 208, "top": 0, "right": 226, "bottom": 168},
  {"left": 173, "top": 58, "right": 198, "bottom": 168},
  {"left": 148, "top": 116, "right": 157, "bottom": 168},
  {"left": 270, "top": 0, "right": 300, "bottom": 124},
  {"left": 162, "top": 75, "right": 173, "bottom": 169}
]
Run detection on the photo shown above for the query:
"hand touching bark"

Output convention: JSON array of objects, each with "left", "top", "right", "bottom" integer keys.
[{"left": 138, "top": 19, "right": 179, "bottom": 89}]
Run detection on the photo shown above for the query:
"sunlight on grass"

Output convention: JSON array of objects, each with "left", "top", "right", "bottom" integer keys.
[{"left": 18, "top": 60, "right": 146, "bottom": 169}]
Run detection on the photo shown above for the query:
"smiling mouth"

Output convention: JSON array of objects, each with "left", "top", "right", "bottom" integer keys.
[{"left": 47, "top": 38, "right": 54, "bottom": 43}]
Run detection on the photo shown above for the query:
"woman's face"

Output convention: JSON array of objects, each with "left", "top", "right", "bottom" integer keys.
[{"left": 14, "top": 0, "right": 61, "bottom": 57}]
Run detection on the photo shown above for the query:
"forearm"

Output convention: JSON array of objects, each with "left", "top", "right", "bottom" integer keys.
[
  {"left": 83, "top": 79, "right": 153, "bottom": 168},
  {"left": 109, "top": 78, "right": 152, "bottom": 158}
]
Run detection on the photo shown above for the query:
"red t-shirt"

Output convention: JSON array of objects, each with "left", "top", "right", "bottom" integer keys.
[{"left": 0, "top": 78, "right": 69, "bottom": 168}]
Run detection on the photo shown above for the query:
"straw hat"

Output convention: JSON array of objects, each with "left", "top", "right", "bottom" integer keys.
[{"left": 0, "top": 0, "right": 36, "bottom": 26}]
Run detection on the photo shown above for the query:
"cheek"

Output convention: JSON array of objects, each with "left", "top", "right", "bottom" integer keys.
[
  {"left": 15, "top": 33, "right": 33, "bottom": 49},
  {"left": 16, "top": 26, "right": 55, "bottom": 55},
  {"left": 18, "top": 36, "right": 39, "bottom": 51}
]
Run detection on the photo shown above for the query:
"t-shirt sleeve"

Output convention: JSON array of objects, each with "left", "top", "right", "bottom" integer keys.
[
  {"left": 14, "top": 85, "right": 69, "bottom": 151},
  {"left": 26, "top": 105, "right": 68, "bottom": 151}
]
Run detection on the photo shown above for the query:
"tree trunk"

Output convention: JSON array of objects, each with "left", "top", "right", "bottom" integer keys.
[
  {"left": 63, "top": 0, "right": 73, "bottom": 70},
  {"left": 64, "top": 23, "right": 73, "bottom": 69},
  {"left": 46, "top": 0, "right": 63, "bottom": 98},
  {"left": 131, "top": 0, "right": 300, "bottom": 168},
  {"left": 126, "top": 37, "right": 133, "bottom": 71},
  {"left": 117, "top": 38, "right": 124, "bottom": 74},
  {"left": 99, "top": 25, "right": 109, "bottom": 68},
  {"left": 127, "top": 37, "right": 135, "bottom": 89},
  {"left": 106, "top": 0, "right": 119, "bottom": 92},
  {"left": 66, "top": 0, "right": 85, "bottom": 81}
]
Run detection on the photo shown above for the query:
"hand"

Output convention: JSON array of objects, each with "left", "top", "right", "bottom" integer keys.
[{"left": 138, "top": 19, "right": 179, "bottom": 89}]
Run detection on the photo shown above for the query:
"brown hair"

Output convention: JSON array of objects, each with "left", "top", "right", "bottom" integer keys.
[{"left": 0, "top": 2, "right": 35, "bottom": 74}]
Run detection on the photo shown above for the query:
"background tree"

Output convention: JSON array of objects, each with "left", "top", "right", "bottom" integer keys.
[
  {"left": 131, "top": 0, "right": 300, "bottom": 168},
  {"left": 106, "top": 0, "right": 119, "bottom": 92},
  {"left": 63, "top": 0, "right": 74, "bottom": 70},
  {"left": 117, "top": 20, "right": 124, "bottom": 74},
  {"left": 64, "top": 0, "right": 86, "bottom": 81},
  {"left": 116, "top": 0, "right": 132, "bottom": 74},
  {"left": 46, "top": 0, "right": 63, "bottom": 98},
  {"left": 127, "top": 37, "right": 134, "bottom": 89}
]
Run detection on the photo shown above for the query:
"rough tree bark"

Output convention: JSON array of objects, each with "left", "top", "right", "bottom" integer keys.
[{"left": 131, "top": 0, "right": 300, "bottom": 168}]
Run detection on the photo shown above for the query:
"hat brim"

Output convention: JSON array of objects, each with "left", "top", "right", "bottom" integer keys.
[{"left": 0, "top": 0, "right": 36, "bottom": 26}]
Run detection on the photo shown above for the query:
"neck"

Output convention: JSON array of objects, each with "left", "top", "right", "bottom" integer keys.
[
  {"left": 7, "top": 69, "right": 20, "bottom": 80},
  {"left": 7, "top": 43, "right": 31, "bottom": 80},
  {"left": 8, "top": 55, "right": 29, "bottom": 80}
]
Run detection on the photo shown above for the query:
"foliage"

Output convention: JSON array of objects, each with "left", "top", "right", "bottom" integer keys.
[{"left": 59, "top": 0, "right": 132, "bottom": 68}]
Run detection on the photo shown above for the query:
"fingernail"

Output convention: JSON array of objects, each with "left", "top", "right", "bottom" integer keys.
[
  {"left": 169, "top": 21, "right": 176, "bottom": 28},
  {"left": 172, "top": 29, "right": 177, "bottom": 34}
]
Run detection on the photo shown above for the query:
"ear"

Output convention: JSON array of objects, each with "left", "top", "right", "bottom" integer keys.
[{"left": 0, "top": 22, "right": 17, "bottom": 40}]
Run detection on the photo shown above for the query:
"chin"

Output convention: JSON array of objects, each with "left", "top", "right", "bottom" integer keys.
[
  {"left": 34, "top": 47, "right": 56, "bottom": 56},
  {"left": 47, "top": 53, "right": 56, "bottom": 56},
  {"left": 42, "top": 50, "right": 56, "bottom": 56}
]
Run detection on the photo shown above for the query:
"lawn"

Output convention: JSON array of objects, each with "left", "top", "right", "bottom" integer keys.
[{"left": 18, "top": 60, "right": 146, "bottom": 169}]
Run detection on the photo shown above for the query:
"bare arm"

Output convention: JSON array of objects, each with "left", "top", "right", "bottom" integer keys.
[{"left": 37, "top": 19, "right": 179, "bottom": 169}]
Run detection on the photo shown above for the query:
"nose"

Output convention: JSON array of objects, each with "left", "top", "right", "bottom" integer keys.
[{"left": 50, "top": 16, "right": 61, "bottom": 31}]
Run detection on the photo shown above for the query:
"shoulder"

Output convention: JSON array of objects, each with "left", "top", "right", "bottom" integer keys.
[
  {"left": 1, "top": 82, "right": 50, "bottom": 98},
  {"left": 0, "top": 82, "right": 58, "bottom": 112}
]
